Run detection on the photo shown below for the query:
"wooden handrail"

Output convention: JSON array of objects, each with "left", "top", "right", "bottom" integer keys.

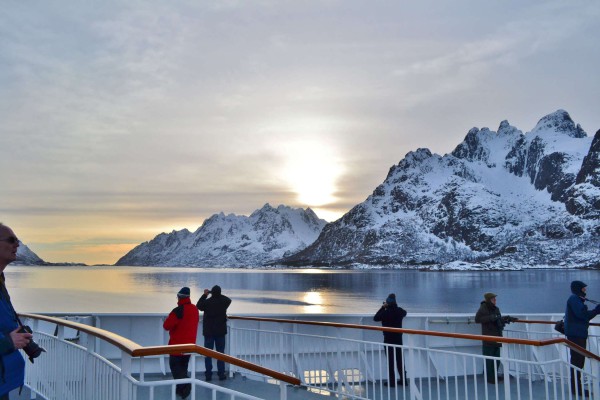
[
  {"left": 18, "top": 313, "right": 301, "bottom": 386},
  {"left": 228, "top": 315, "right": 600, "bottom": 362}
]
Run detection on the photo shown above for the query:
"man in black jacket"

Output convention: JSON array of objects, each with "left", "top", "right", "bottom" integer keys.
[
  {"left": 374, "top": 293, "right": 408, "bottom": 387},
  {"left": 475, "top": 292, "right": 516, "bottom": 384},
  {"left": 197, "top": 285, "right": 231, "bottom": 381}
]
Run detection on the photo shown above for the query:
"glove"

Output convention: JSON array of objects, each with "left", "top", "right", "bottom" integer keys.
[{"left": 172, "top": 305, "right": 184, "bottom": 319}]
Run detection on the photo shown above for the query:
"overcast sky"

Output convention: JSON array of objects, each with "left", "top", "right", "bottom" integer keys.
[{"left": 1, "top": 1, "right": 598, "bottom": 265}]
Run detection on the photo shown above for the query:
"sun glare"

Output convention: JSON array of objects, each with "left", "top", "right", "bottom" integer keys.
[{"left": 281, "top": 140, "right": 344, "bottom": 207}]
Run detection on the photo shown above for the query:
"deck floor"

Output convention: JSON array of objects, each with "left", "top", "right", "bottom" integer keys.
[{"left": 15, "top": 374, "right": 577, "bottom": 400}]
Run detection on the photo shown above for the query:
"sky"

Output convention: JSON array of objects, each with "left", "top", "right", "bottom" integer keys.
[{"left": 1, "top": 1, "right": 599, "bottom": 265}]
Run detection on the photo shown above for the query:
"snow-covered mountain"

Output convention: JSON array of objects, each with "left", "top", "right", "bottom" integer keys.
[
  {"left": 116, "top": 204, "right": 327, "bottom": 267},
  {"left": 280, "top": 110, "right": 600, "bottom": 270},
  {"left": 14, "top": 242, "right": 46, "bottom": 265}
]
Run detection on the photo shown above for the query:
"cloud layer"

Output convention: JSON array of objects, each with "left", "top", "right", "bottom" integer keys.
[{"left": 1, "top": 1, "right": 598, "bottom": 264}]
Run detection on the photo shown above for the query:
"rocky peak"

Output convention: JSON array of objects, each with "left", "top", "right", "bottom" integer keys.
[
  {"left": 451, "top": 127, "right": 491, "bottom": 163},
  {"left": 576, "top": 130, "right": 600, "bottom": 186},
  {"left": 530, "top": 109, "right": 586, "bottom": 138},
  {"left": 497, "top": 120, "right": 522, "bottom": 137}
]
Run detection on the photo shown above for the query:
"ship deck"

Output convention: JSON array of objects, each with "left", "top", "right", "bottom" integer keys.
[{"left": 14, "top": 372, "right": 560, "bottom": 400}]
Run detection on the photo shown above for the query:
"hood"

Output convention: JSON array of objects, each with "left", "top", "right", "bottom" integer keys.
[
  {"left": 211, "top": 285, "right": 222, "bottom": 296},
  {"left": 570, "top": 280, "right": 587, "bottom": 297}
]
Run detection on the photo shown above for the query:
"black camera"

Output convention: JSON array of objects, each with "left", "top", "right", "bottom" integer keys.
[
  {"left": 502, "top": 316, "right": 519, "bottom": 324},
  {"left": 18, "top": 325, "right": 46, "bottom": 363}
]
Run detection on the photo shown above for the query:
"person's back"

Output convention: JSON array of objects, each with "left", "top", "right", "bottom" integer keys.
[
  {"left": 197, "top": 285, "right": 231, "bottom": 337},
  {"left": 163, "top": 287, "right": 199, "bottom": 399},
  {"left": 164, "top": 296, "right": 199, "bottom": 346},
  {"left": 196, "top": 285, "right": 232, "bottom": 381},
  {"left": 374, "top": 301, "right": 407, "bottom": 343}
]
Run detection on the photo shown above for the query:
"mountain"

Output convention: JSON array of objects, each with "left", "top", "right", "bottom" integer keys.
[
  {"left": 280, "top": 110, "right": 600, "bottom": 270},
  {"left": 13, "top": 242, "right": 86, "bottom": 266},
  {"left": 13, "top": 243, "right": 46, "bottom": 265},
  {"left": 115, "top": 204, "right": 327, "bottom": 267}
]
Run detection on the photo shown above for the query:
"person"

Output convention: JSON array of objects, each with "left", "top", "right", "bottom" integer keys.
[
  {"left": 196, "top": 285, "right": 231, "bottom": 381},
  {"left": 564, "top": 280, "right": 600, "bottom": 397},
  {"left": 0, "top": 224, "right": 33, "bottom": 400},
  {"left": 374, "top": 293, "right": 407, "bottom": 387},
  {"left": 475, "top": 292, "right": 517, "bottom": 384},
  {"left": 163, "top": 287, "right": 199, "bottom": 400}
]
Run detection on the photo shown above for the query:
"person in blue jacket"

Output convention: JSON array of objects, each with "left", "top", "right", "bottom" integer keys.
[
  {"left": 564, "top": 280, "right": 600, "bottom": 396},
  {"left": 0, "top": 224, "right": 33, "bottom": 400}
]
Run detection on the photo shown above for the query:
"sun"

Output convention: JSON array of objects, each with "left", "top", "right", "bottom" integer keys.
[{"left": 281, "top": 140, "right": 343, "bottom": 207}]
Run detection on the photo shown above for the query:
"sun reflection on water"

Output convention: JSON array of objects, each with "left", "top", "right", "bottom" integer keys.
[{"left": 303, "top": 291, "right": 325, "bottom": 313}]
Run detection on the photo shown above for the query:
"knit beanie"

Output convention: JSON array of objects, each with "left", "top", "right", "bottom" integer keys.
[
  {"left": 177, "top": 287, "right": 190, "bottom": 298},
  {"left": 386, "top": 293, "right": 396, "bottom": 304}
]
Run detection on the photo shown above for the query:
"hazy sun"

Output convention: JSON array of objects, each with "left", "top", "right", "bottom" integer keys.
[{"left": 281, "top": 140, "right": 343, "bottom": 207}]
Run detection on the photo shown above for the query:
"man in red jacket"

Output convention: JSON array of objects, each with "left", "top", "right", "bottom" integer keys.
[{"left": 163, "top": 287, "right": 199, "bottom": 399}]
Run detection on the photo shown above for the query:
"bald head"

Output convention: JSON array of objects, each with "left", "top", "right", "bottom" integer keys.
[{"left": 0, "top": 223, "right": 20, "bottom": 270}]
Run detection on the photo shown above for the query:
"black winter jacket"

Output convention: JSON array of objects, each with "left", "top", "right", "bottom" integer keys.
[
  {"left": 374, "top": 304, "right": 407, "bottom": 344},
  {"left": 197, "top": 291, "right": 231, "bottom": 337},
  {"left": 475, "top": 300, "right": 504, "bottom": 347}
]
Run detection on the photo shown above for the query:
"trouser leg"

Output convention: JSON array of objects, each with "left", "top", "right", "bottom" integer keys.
[
  {"left": 482, "top": 345, "right": 500, "bottom": 382},
  {"left": 214, "top": 336, "right": 227, "bottom": 376},
  {"left": 385, "top": 341, "right": 403, "bottom": 383},
  {"left": 395, "top": 346, "right": 405, "bottom": 383},
  {"left": 204, "top": 336, "right": 215, "bottom": 378},
  {"left": 568, "top": 337, "right": 587, "bottom": 395},
  {"left": 169, "top": 355, "right": 191, "bottom": 396},
  {"left": 385, "top": 343, "right": 395, "bottom": 382}
]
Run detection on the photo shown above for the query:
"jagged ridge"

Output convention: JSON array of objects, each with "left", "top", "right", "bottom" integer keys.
[
  {"left": 116, "top": 204, "right": 327, "bottom": 267},
  {"left": 280, "top": 110, "right": 600, "bottom": 269}
]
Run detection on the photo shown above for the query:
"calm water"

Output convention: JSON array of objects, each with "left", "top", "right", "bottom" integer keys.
[{"left": 5, "top": 266, "right": 600, "bottom": 316}]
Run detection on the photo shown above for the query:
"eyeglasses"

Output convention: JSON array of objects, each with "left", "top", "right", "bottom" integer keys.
[{"left": 0, "top": 237, "right": 19, "bottom": 244}]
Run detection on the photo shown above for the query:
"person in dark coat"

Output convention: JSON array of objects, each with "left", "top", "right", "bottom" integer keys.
[
  {"left": 197, "top": 285, "right": 232, "bottom": 381},
  {"left": 374, "top": 293, "right": 407, "bottom": 386},
  {"left": 564, "top": 280, "right": 600, "bottom": 396},
  {"left": 0, "top": 224, "right": 33, "bottom": 400},
  {"left": 163, "top": 287, "right": 199, "bottom": 400},
  {"left": 475, "top": 292, "right": 517, "bottom": 384}
]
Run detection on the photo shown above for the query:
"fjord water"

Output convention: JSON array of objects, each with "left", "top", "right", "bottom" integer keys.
[{"left": 6, "top": 266, "right": 600, "bottom": 315}]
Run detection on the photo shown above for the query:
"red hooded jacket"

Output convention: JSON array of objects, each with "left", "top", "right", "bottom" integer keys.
[{"left": 163, "top": 297, "right": 199, "bottom": 354}]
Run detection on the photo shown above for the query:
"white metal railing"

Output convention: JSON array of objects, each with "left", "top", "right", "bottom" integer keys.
[
  {"left": 17, "top": 312, "right": 600, "bottom": 400},
  {"left": 19, "top": 314, "right": 299, "bottom": 400},
  {"left": 227, "top": 316, "right": 600, "bottom": 400}
]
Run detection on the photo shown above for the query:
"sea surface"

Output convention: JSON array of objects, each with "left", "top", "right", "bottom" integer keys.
[{"left": 5, "top": 266, "right": 600, "bottom": 316}]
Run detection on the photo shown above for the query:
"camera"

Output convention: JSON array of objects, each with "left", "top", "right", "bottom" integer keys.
[
  {"left": 501, "top": 316, "right": 518, "bottom": 325},
  {"left": 18, "top": 325, "right": 46, "bottom": 363}
]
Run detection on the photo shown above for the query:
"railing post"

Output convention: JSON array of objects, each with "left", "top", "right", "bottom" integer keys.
[
  {"left": 501, "top": 346, "right": 511, "bottom": 400},
  {"left": 279, "top": 381, "right": 288, "bottom": 400},
  {"left": 592, "top": 359, "right": 600, "bottom": 400},
  {"left": 82, "top": 332, "right": 97, "bottom": 400},
  {"left": 190, "top": 353, "right": 196, "bottom": 399},
  {"left": 407, "top": 335, "right": 417, "bottom": 400},
  {"left": 56, "top": 325, "right": 66, "bottom": 399},
  {"left": 279, "top": 323, "right": 285, "bottom": 376},
  {"left": 120, "top": 350, "right": 132, "bottom": 400}
]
